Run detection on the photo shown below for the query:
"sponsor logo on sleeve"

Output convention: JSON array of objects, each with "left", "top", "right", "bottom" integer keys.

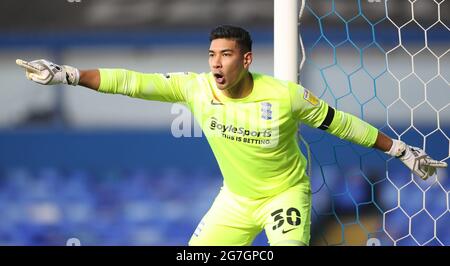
[{"left": 303, "top": 89, "right": 319, "bottom": 106}]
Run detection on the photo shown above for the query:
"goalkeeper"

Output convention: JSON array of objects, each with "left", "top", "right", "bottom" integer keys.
[{"left": 16, "top": 25, "right": 447, "bottom": 246}]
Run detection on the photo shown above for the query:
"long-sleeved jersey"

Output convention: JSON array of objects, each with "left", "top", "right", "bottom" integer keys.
[{"left": 98, "top": 69, "right": 378, "bottom": 198}]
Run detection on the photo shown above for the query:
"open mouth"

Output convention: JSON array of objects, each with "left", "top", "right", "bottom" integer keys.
[{"left": 213, "top": 73, "right": 225, "bottom": 85}]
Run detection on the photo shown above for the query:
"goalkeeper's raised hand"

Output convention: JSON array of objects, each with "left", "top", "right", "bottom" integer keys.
[
  {"left": 16, "top": 59, "right": 79, "bottom": 86},
  {"left": 386, "top": 139, "right": 447, "bottom": 180}
]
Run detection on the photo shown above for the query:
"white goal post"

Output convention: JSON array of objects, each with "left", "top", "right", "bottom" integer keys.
[{"left": 274, "top": 0, "right": 300, "bottom": 83}]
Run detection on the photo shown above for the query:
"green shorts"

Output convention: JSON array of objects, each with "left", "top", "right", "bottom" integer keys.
[{"left": 189, "top": 183, "right": 312, "bottom": 246}]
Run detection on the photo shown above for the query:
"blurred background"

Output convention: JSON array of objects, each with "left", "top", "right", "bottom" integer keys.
[{"left": 0, "top": 0, "right": 448, "bottom": 245}]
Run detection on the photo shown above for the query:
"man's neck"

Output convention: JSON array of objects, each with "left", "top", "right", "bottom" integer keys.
[{"left": 222, "top": 72, "right": 253, "bottom": 99}]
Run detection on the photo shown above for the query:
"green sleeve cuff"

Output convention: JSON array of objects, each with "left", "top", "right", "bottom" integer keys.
[{"left": 98, "top": 68, "right": 111, "bottom": 93}]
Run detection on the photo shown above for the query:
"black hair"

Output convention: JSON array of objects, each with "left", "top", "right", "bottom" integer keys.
[{"left": 209, "top": 25, "right": 252, "bottom": 53}]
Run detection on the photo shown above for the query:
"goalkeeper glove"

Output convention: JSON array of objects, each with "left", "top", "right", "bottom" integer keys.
[
  {"left": 16, "top": 59, "right": 79, "bottom": 86},
  {"left": 386, "top": 139, "right": 447, "bottom": 180}
]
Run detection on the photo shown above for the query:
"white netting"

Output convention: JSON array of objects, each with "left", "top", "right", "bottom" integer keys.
[{"left": 299, "top": 0, "right": 449, "bottom": 245}]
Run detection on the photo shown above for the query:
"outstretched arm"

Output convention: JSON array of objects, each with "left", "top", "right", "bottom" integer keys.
[
  {"left": 16, "top": 58, "right": 99, "bottom": 91},
  {"left": 291, "top": 84, "right": 447, "bottom": 180},
  {"left": 16, "top": 58, "right": 191, "bottom": 103},
  {"left": 325, "top": 108, "right": 447, "bottom": 180}
]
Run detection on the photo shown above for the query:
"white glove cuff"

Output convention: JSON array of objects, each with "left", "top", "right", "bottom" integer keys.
[
  {"left": 63, "top": 65, "right": 80, "bottom": 86},
  {"left": 385, "top": 139, "right": 407, "bottom": 158},
  {"left": 72, "top": 68, "right": 80, "bottom": 86}
]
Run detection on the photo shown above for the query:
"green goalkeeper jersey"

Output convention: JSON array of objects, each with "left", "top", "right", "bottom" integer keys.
[{"left": 98, "top": 70, "right": 378, "bottom": 199}]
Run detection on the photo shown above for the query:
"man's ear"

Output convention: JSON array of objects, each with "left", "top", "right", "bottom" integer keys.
[{"left": 243, "top": 52, "right": 253, "bottom": 68}]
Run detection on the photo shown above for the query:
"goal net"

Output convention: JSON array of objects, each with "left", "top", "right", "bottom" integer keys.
[{"left": 279, "top": 0, "right": 450, "bottom": 245}]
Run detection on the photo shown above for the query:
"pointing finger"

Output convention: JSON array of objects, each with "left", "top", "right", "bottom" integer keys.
[
  {"left": 424, "top": 159, "right": 448, "bottom": 168},
  {"left": 16, "top": 59, "right": 41, "bottom": 73}
]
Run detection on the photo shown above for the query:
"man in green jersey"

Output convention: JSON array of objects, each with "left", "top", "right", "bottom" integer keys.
[{"left": 17, "top": 25, "right": 447, "bottom": 246}]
